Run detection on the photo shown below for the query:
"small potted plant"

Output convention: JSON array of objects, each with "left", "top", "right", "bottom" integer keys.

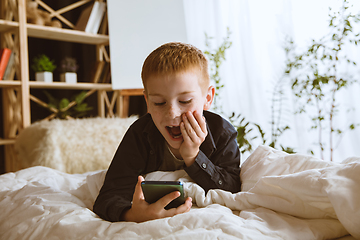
[
  {"left": 31, "top": 54, "right": 56, "bottom": 82},
  {"left": 59, "top": 57, "right": 79, "bottom": 84}
]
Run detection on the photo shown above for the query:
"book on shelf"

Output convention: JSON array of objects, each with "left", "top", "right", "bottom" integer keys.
[
  {"left": 75, "top": 1, "right": 107, "bottom": 34},
  {"left": 74, "top": 1, "right": 96, "bottom": 31},
  {"left": 74, "top": 2, "right": 92, "bottom": 31},
  {"left": 0, "top": 48, "right": 12, "bottom": 80},
  {"left": 88, "top": 1, "right": 106, "bottom": 34},
  {"left": 98, "top": 10, "right": 108, "bottom": 35},
  {"left": 3, "top": 51, "right": 15, "bottom": 80}
]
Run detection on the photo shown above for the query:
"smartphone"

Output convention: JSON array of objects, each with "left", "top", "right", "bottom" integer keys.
[{"left": 141, "top": 181, "right": 185, "bottom": 210}]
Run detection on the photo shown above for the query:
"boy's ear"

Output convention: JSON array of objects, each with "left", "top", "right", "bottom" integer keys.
[{"left": 203, "top": 85, "right": 215, "bottom": 110}]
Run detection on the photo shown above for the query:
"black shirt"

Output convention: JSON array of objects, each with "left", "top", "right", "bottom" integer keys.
[{"left": 93, "top": 111, "right": 241, "bottom": 222}]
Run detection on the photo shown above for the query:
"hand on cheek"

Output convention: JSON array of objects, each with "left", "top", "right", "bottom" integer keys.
[{"left": 180, "top": 111, "right": 207, "bottom": 166}]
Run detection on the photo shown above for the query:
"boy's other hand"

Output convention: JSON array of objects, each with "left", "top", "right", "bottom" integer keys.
[
  {"left": 180, "top": 110, "right": 207, "bottom": 167},
  {"left": 122, "top": 176, "right": 192, "bottom": 223}
]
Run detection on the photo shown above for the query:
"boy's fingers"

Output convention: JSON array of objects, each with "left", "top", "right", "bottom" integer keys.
[
  {"left": 133, "top": 176, "right": 145, "bottom": 202},
  {"left": 176, "top": 197, "right": 192, "bottom": 213},
  {"left": 180, "top": 121, "right": 191, "bottom": 141},
  {"left": 185, "top": 111, "right": 207, "bottom": 137},
  {"left": 139, "top": 175, "right": 145, "bottom": 182},
  {"left": 186, "top": 111, "right": 200, "bottom": 133},
  {"left": 194, "top": 111, "right": 207, "bottom": 133},
  {"left": 182, "top": 113, "right": 197, "bottom": 141},
  {"left": 165, "top": 197, "right": 192, "bottom": 217},
  {"left": 156, "top": 191, "right": 180, "bottom": 209}
]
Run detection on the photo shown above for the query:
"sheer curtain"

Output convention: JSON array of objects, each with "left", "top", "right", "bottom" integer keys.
[{"left": 183, "top": 0, "right": 360, "bottom": 162}]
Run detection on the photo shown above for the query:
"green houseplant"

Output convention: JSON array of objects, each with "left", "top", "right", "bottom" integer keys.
[
  {"left": 285, "top": 0, "right": 360, "bottom": 161},
  {"left": 204, "top": 29, "right": 295, "bottom": 155},
  {"left": 59, "top": 57, "right": 79, "bottom": 83},
  {"left": 204, "top": 28, "right": 232, "bottom": 113},
  {"left": 31, "top": 54, "right": 56, "bottom": 82},
  {"left": 43, "top": 90, "right": 93, "bottom": 119}
]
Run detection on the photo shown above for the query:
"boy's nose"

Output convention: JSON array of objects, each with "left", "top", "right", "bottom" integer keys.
[{"left": 168, "top": 104, "right": 182, "bottom": 119}]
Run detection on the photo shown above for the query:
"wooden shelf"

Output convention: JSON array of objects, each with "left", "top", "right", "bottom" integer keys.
[
  {"left": 119, "top": 88, "right": 144, "bottom": 96},
  {"left": 27, "top": 24, "right": 109, "bottom": 45},
  {"left": 29, "top": 81, "right": 113, "bottom": 90},
  {"left": 0, "top": 81, "right": 145, "bottom": 94},
  {"left": 0, "top": 19, "right": 109, "bottom": 45},
  {"left": 0, "top": 138, "right": 16, "bottom": 145},
  {"left": 0, "top": 19, "right": 18, "bottom": 32},
  {"left": 0, "top": 80, "right": 113, "bottom": 90},
  {"left": 0, "top": 80, "right": 20, "bottom": 87}
]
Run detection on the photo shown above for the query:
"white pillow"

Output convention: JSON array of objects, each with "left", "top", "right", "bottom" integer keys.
[{"left": 14, "top": 116, "right": 138, "bottom": 174}]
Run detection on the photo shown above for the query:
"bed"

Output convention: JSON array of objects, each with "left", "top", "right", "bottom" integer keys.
[{"left": 1, "top": 145, "right": 359, "bottom": 239}]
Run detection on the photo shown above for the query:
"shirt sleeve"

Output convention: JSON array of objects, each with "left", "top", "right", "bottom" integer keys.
[
  {"left": 93, "top": 123, "right": 149, "bottom": 222},
  {"left": 184, "top": 120, "right": 241, "bottom": 193}
]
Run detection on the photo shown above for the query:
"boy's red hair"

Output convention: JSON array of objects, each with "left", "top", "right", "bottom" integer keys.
[{"left": 141, "top": 42, "right": 210, "bottom": 93}]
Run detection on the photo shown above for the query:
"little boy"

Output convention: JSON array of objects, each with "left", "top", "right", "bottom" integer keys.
[{"left": 93, "top": 42, "right": 241, "bottom": 223}]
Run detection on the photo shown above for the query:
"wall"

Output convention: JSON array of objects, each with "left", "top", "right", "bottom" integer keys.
[{"left": 107, "top": 0, "right": 188, "bottom": 90}]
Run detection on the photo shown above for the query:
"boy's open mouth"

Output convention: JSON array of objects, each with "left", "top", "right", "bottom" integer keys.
[{"left": 166, "top": 126, "right": 182, "bottom": 139}]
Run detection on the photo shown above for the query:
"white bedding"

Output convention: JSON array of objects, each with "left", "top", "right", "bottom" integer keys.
[{"left": 1, "top": 145, "right": 359, "bottom": 240}]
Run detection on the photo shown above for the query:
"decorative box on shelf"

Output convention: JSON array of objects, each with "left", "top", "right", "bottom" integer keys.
[
  {"left": 60, "top": 72, "right": 77, "bottom": 83},
  {"left": 35, "top": 72, "right": 53, "bottom": 83}
]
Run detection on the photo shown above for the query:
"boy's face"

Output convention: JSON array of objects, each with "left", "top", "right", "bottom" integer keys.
[{"left": 144, "top": 70, "right": 214, "bottom": 151}]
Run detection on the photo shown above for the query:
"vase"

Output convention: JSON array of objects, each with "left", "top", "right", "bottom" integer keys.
[
  {"left": 35, "top": 72, "right": 53, "bottom": 83},
  {"left": 60, "top": 72, "right": 77, "bottom": 84}
]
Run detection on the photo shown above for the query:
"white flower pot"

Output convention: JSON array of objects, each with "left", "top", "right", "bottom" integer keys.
[
  {"left": 60, "top": 72, "right": 77, "bottom": 84},
  {"left": 35, "top": 72, "right": 53, "bottom": 83}
]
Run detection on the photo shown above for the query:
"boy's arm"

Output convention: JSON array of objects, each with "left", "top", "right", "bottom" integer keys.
[
  {"left": 93, "top": 154, "right": 141, "bottom": 222},
  {"left": 184, "top": 113, "right": 241, "bottom": 193},
  {"left": 93, "top": 122, "right": 148, "bottom": 222}
]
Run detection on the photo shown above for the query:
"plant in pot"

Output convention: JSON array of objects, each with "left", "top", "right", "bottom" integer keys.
[
  {"left": 43, "top": 90, "right": 93, "bottom": 119},
  {"left": 60, "top": 57, "right": 79, "bottom": 83},
  {"left": 31, "top": 54, "right": 56, "bottom": 82}
]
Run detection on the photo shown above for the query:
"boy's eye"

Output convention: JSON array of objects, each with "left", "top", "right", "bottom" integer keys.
[
  {"left": 154, "top": 102, "right": 166, "bottom": 106},
  {"left": 179, "top": 99, "right": 192, "bottom": 104}
]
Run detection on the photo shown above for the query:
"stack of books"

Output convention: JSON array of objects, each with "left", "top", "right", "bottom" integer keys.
[
  {"left": 75, "top": 1, "right": 107, "bottom": 34},
  {"left": 0, "top": 48, "right": 15, "bottom": 80}
]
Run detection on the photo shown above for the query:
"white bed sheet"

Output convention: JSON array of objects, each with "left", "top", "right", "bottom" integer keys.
[{"left": 0, "top": 145, "right": 359, "bottom": 240}]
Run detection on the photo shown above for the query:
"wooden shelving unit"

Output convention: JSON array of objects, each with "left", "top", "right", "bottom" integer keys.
[
  {"left": 0, "top": 138, "right": 15, "bottom": 145},
  {"left": 0, "top": 80, "right": 113, "bottom": 89},
  {"left": 0, "top": 19, "right": 110, "bottom": 44},
  {"left": 0, "top": 0, "right": 143, "bottom": 172}
]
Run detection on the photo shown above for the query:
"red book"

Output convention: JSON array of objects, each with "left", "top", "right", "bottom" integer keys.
[{"left": 0, "top": 48, "right": 12, "bottom": 80}]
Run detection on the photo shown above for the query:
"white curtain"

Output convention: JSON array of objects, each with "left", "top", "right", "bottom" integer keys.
[{"left": 183, "top": 0, "right": 360, "bottom": 162}]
